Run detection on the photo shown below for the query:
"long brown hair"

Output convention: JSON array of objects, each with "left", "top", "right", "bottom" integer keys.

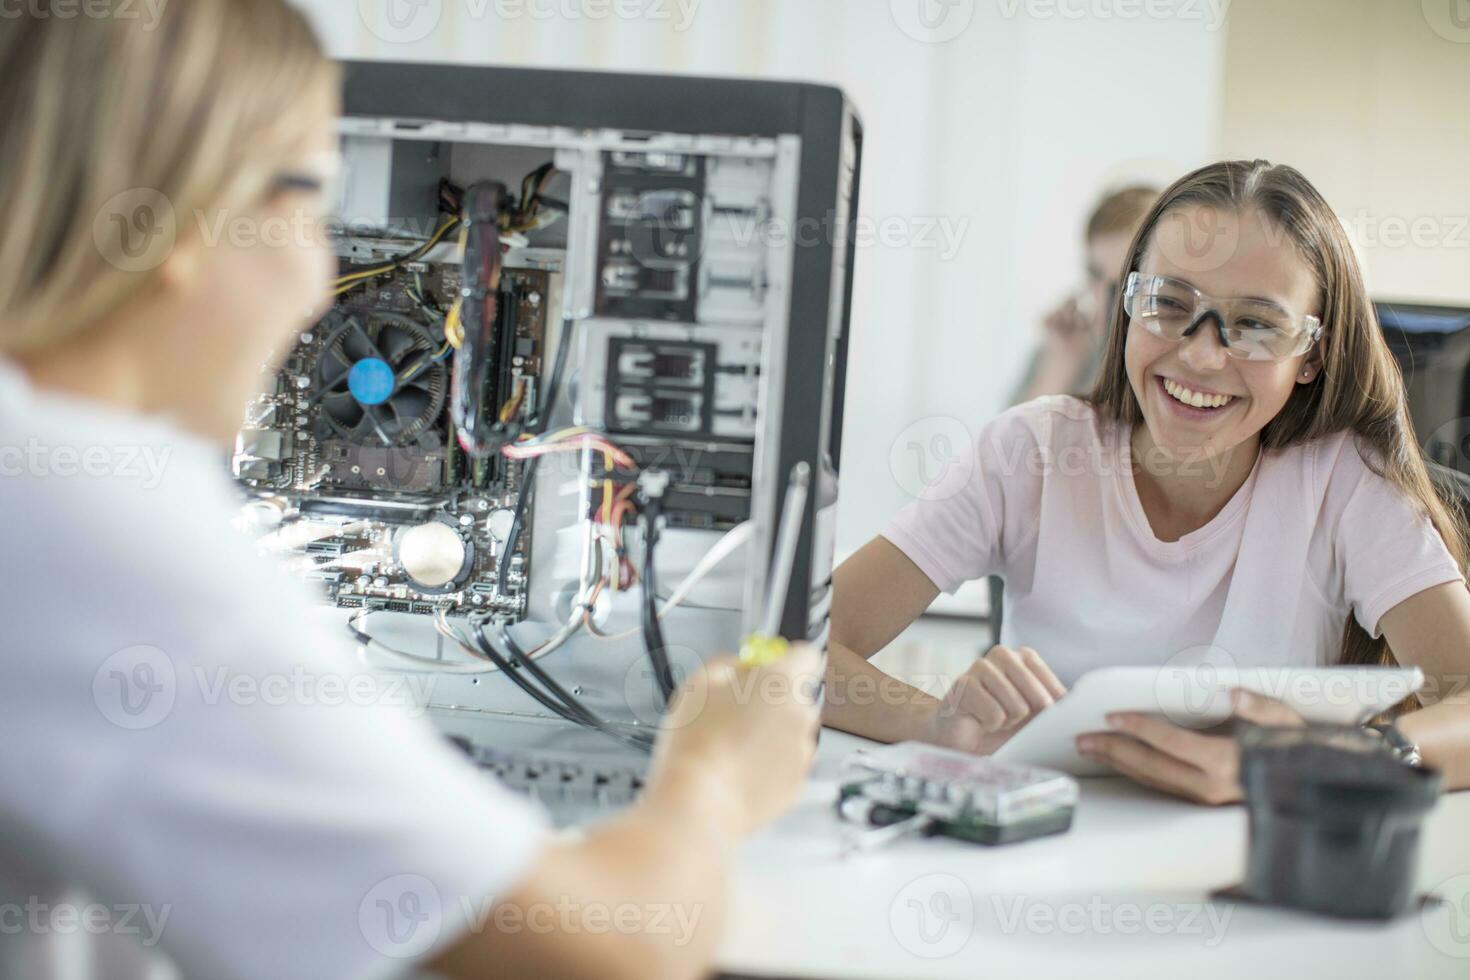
[{"left": 1089, "top": 160, "right": 1468, "bottom": 677}]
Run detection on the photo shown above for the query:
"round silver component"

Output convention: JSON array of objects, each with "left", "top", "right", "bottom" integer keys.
[
  {"left": 239, "top": 498, "right": 286, "bottom": 529},
  {"left": 485, "top": 509, "right": 516, "bottom": 543},
  {"left": 398, "top": 521, "right": 469, "bottom": 590}
]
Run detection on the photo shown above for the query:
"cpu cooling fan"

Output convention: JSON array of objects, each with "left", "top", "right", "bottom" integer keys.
[{"left": 314, "top": 310, "right": 448, "bottom": 445}]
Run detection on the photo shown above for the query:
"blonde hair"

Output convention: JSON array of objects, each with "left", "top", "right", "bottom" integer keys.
[
  {"left": 0, "top": 0, "right": 338, "bottom": 354},
  {"left": 1089, "top": 160, "right": 1468, "bottom": 687},
  {"left": 1086, "top": 185, "right": 1159, "bottom": 242}
]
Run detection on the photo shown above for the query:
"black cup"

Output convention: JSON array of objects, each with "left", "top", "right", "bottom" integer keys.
[{"left": 1239, "top": 725, "right": 1443, "bottom": 920}]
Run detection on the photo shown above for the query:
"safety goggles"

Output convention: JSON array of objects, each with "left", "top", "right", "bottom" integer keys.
[{"left": 1123, "top": 272, "right": 1323, "bottom": 362}]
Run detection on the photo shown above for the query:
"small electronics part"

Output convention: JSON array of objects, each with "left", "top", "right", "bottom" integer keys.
[{"left": 838, "top": 742, "right": 1079, "bottom": 846}]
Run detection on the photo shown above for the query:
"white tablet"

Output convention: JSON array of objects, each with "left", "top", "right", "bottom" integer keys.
[{"left": 992, "top": 665, "right": 1425, "bottom": 776}]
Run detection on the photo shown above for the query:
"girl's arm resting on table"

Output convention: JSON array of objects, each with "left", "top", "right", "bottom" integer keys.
[
  {"left": 825, "top": 639, "right": 942, "bottom": 744},
  {"left": 1379, "top": 581, "right": 1470, "bottom": 790},
  {"left": 824, "top": 538, "right": 1067, "bottom": 750},
  {"left": 824, "top": 537, "right": 942, "bottom": 742}
]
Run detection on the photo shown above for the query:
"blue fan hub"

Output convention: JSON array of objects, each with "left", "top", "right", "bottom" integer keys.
[{"left": 347, "top": 357, "right": 395, "bottom": 406}]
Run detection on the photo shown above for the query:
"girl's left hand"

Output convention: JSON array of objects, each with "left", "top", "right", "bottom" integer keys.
[{"left": 1075, "top": 689, "right": 1305, "bottom": 805}]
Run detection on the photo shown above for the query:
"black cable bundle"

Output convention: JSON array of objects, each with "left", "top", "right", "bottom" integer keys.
[
  {"left": 496, "top": 316, "right": 575, "bottom": 590},
  {"left": 473, "top": 621, "right": 653, "bottom": 751},
  {"left": 639, "top": 482, "right": 677, "bottom": 704},
  {"left": 450, "top": 181, "right": 511, "bottom": 457}
]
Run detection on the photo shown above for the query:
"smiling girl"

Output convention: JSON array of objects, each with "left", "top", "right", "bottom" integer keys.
[{"left": 826, "top": 160, "right": 1470, "bottom": 803}]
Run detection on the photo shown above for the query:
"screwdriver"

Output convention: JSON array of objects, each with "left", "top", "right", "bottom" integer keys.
[{"left": 739, "top": 461, "right": 811, "bottom": 667}]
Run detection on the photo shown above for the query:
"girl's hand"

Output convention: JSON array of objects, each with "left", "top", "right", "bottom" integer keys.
[
  {"left": 925, "top": 645, "right": 1068, "bottom": 754},
  {"left": 1075, "top": 689, "right": 1305, "bottom": 805}
]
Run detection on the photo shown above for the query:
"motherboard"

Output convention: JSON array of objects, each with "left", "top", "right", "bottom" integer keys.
[{"left": 232, "top": 259, "right": 549, "bottom": 619}]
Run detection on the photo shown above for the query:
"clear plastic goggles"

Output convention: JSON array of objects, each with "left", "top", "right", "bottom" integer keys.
[{"left": 1123, "top": 272, "right": 1323, "bottom": 362}]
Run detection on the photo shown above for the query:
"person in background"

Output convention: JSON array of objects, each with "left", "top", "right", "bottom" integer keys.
[
  {"left": 1013, "top": 185, "right": 1159, "bottom": 404},
  {"left": 0, "top": 5, "right": 818, "bottom": 980}
]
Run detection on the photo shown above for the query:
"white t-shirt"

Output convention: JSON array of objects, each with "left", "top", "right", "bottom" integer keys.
[
  {"left": 883, "top": 396, "right": 1465, "bottom": 685},
  {"left": 0, "top": 358, "right": 547, "bottom": 980}
]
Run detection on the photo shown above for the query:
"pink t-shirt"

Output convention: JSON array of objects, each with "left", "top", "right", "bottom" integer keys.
[{"left": 883, "top": 396, "right": 1465, "bottom": 685}]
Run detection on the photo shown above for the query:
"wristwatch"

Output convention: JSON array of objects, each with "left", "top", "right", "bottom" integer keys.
[{"left": 1367, "top": 722, "right": 1424, "bottom": 768}]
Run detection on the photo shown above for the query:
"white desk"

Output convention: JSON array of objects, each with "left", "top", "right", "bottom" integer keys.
[{"left": 718, "top": 730, "right": 1470, "bottom": 979}]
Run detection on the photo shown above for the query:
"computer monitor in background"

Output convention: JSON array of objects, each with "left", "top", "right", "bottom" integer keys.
[{"left": 1378, "top": 301, "right": 1470, "bottom": 473}]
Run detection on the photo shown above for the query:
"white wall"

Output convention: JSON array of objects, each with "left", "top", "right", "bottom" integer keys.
[{"left": 295, "top": 0, "right": 1226, "bottom": 555}]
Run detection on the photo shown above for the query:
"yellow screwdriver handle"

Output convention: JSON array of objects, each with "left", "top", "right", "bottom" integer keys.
[{"left": 739, "top": 633, "right": 790, "bottom": 667}]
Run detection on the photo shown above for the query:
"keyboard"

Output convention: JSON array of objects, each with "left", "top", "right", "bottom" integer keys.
[{"left": 448, "top": 737, "right": 647, "bottom": 827}]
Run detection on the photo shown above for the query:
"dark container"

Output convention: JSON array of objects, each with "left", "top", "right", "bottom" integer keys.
[{"left": 1239, "top": 726, "right": 1443, "bottom": 920}]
